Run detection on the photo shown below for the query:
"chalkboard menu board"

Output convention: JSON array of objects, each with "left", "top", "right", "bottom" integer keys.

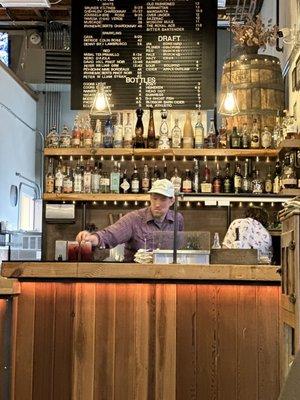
[{"left": 71, "top": 0, "right": 217, "bottom": 110}]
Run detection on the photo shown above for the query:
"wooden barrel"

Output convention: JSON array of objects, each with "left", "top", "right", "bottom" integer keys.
[{"left": 220, "top": 54, "right": 284, "bottom": 131}]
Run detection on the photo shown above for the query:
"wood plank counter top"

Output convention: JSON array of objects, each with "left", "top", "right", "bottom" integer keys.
[
  {"left": 1, "top": 262, "right": 281, "bottom": 282},
  {"left": 0, "top": 276, "right": 20, "bottom": 295}
]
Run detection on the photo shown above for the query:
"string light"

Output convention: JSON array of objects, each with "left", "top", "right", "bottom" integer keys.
[
  {"left": 271, "top": 202, "right": 274, "bottom": 207},
  {"left": 114, "top": 201, "right": 117, "bottom": 205},
  {"left": 239, "top": 202, "right": 243, "bottom": 207},
  {"left": 73, "top": 201, "right": 76, "bottom": 204},
  {"left": 204, "top": 156, "right": 207, "bottom": 162},
  {"left": 101, "top": 156, "right": 104, "bottom": 161},
  {"left": 197, "top": 202, "right": 201, "bottom": 207},
  {"left": 186, "top": 201, "right": 191, "bottom": 207},
  {"left": 162, "top": 155, "right": 166, "bottom": 162},
  {"left": 63, "top": 201, "right": 65, "bottom": 204},
  {"left": 93, "top": 201, "right": 97, "bottom": 205},
  {"left": 121, "top": 155, "right": 125, "bottom": 162},
  {"left": 225, "top": 156, "right": 228, "bottom": 162},
  {"left": 183, "top": 156, "right": 186, "bottom": 162},
  {"left": 249, "top": 202, "right": 253, "bottom": 207},
  {"left": 131, "top": 155, "right": 135, "bottom": 162},
  {"left": 59, "top": 156, "right": 63, "bottom": 160},
  {"left": 70, "top": 156, "right": 73, "bottom": 161},
  {"left": 266, "top": 157, "right": 270, "bottom": 163},
  {"left": 142, "top": 156, "right": 145, "bottom": 161},
  {"left": 256, "top": 156, "right": 259, "bottom": 162},
  {"left": 260, "top": 202, "right": 264, "bottom": 207},
  {"left": 152, "top": 156, "right": 155, "bottom": 161},
  {"left": 123, "top": 201, "right": 128, "bottom": 206},
  {"left": 173, "top": 155, "right": 176, "bottom": 162},
  {"left": 214, "top": 156, "right": 218, "bottom": 163},
  {"left": 144, "top": 201, "right": 149, "bottom": 206},
  {"left": 111, "top": 155, "right": 114, "bottom": 161}
]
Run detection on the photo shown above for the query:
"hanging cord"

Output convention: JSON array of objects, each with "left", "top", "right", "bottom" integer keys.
[{"left": 229, "top": 16, "right": 232, "bottom": 84}]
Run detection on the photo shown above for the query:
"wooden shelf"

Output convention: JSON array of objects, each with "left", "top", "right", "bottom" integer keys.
[
  {"left": 43, "top": 192, "right": 293, "bottom": 203},
  {"left": 43, "top": 193, "right": 150, "bottom": 202},
  {"left": 44, "top": 147, "right": 279, "bottom": 158},
  {"left": 280, "top": 189, "right": 300, "bottom": 196}
]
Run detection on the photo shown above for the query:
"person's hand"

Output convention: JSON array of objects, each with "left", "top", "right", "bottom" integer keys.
[{"left": 76, "top": 230, "right": 99, "bottom": 247}]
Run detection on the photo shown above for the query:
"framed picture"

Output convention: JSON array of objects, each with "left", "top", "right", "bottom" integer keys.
[
  {"left": 296, "top": 57, "right": 300, "bottom": 89},
  {"left": 292, "top": 67, "right": 297, "bottom": 91}
]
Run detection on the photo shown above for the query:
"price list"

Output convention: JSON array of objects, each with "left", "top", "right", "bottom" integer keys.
[{"left": 71, "top": 0, "right": 217, "bottom": 110}]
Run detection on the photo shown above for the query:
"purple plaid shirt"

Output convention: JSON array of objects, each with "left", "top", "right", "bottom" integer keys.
[{"left": 94, "top": 207, "right": 184, "bottom": 262}]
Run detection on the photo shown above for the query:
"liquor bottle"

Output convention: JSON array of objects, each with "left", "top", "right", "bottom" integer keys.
[
  {"left": 261, "top": 126, "right": 272, "bottom": 149},
  {"left": 230, "top": 126, "right": 241, "bottom": 149},
  {"left": 79, "top": 117, "right": 85, "bottom": 147},
  {"left": 131, "top": 164, "right": 140, "bottom": 193},
  {"left": 233, "top": 228, "right": 241, "bottom": 249},
  {"left": 273, "top": 160, "right": 282, "bottom": 194},
  {"left": 120, "top": 169, "right": 131, "bottom": 193},
  {"left": 194, "top": 112, "right": 204, "bottom": 149},
  {"left": 134, "top": 108, "right": 145, "bottom": 148},
  {"left": 141, "top": 164, "right": 150, "bottom": 193},
  {"left": 54, "top": 161, "right": 64, "bottom": 194},
  {"left": 265, "top": 166, "right": 273, "bottom": 194},
  {"left": 73, "top": 161, "right": 83, "bottom": 193},
  {"left": 158, "top": 109, "right": 170, "bottom": 149},
  {"left": 241, "top": 124, "right": 250, "bottom": 149},
  {"left": 233, "top": 162, "right": 242, "bottom": 193},
  {"left": 147, "top": 107, "right": 156, "bottom": 148},
  {"left": 71, "top": 116, "right": 81, "bottom": 148},
  {"left": 83, "top": 160, "right": 92, "bottom": 193},
  {"left": 171, "top": 118, "right": 181, "bottom": 148},
  {"left": 212, "top": 163, "right": 223, "bottom": 193},
  {"left": 242, "top": 160, "right": 251, "bottom": 193},
  {"left": 110, "top": 161, "right": 120, "bottom": 194},
  {"left": 182, "top": 169, "right": 192, "bottom": 193},
  {"left": 273, "top": 111, "right": 282, "bottom": 148},
  {"left": 46, "top": 125, "right": 59, "bottom": 148},
  {"left": 193, "top": 159, "right": 200, "bottom": 193},
  {"left": 124, "top": 112, "right": 133, "bottom": 148},
  {"left": 218, "top": 123, "right": 228, "bottom": 149},
  {"left": 62, "top": 166, "right": 73, "bottom": 193},
  {"left": 201, "top": 163, "right": 212, "bottom": 193},
  {"left": 60, "top": 125, "right": 71, "bottom": 148},
  {"left": 151, "top": 165, "right": 161, "bottom": 187},
  {"left": 46, "top": 158, "right": 55, "bottom": 193},
  {"left": 93, "top": 119, "right": 103, "bottom": 148},
  {"left": 103, "top": 116, "right": 114, "bottom": 148},
  {"left": 281, "top": 153, "right": 297, "bottom": 189},
  {"left": 183, "top": 112, "right": 194, "bottom": 148},
  {"left": 83, "top": 116, "right": 93, "bottom": 148},
  {"left": 223, "top": 163, "right": 232, "bottom": 193},
  {"left": 91, "top": 162, "right": 101, "bottom": 194},
  {"left": 250, "top": 119, "right": 260, "bottom": 148},
  {"left": 170, "top": 167, "right": 182, "bottom": 194},
  {"left": 207, "top": 118, "right": 217, "bottom": 149},
  {"left": 252, "top": 169, "right": 264, "bottom": 194},
  {"left": 114, "top": 113, "right": 123, "bottom": 148},
  {"left": 212, "top": 232, "right": 221, "bottom": 249},
  {"left": 100, "top": 171, "right": 110, "bottom": 193}
]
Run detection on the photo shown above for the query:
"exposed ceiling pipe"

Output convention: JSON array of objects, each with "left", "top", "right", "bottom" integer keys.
[{"left": 276, "top": 0, "right": 283, "bottom": 52}]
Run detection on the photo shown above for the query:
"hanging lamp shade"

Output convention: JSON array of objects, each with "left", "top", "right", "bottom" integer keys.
[
  {"left": 90, "top": 83, "right": 111, "bottom": 116},
  {"left": 218, "top": 83, "right": 239, "bottom": 116}
]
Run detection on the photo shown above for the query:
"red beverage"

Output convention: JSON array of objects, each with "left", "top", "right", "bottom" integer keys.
[
  {"left": 67, "top": 241, "right": 79, "bottom": 261},
  {"left": 80, "top": 241, "right": 92, "bottom": 262}
]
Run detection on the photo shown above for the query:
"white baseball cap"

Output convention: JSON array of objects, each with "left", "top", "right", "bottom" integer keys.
[{"left": 148, "top": 179, "right": 175, "bottom": 198}]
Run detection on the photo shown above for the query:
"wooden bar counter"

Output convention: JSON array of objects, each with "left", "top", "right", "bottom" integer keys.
[{"left": 1, "top": 262, "right": 281, "bottom": 400}]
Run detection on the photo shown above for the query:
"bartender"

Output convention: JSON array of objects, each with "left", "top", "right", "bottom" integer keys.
[{"left": 76, "top": 179, "right": 184, "bottom": 262}]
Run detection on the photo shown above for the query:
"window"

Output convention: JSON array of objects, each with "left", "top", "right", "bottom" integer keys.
[{"left": 0, "top": 32, "right": 9, "bottom": 66}]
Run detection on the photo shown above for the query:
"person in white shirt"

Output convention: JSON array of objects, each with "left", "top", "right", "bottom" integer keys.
[{"left": 222, "top": 206, "right": 272, "bottom": 259}]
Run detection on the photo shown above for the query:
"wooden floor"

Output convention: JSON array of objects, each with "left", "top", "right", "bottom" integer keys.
[{"left": 5, "top": 280, "right": 280, "bottom": 400}]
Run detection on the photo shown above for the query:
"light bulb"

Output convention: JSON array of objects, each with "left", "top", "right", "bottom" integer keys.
[
  {"left": 223, "top": 92, "right": 236, "bottom": 111},
  {"left": 95, "top": 92, "right": 106, "bottom": 111}
]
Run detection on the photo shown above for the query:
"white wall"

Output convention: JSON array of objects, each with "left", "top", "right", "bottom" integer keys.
[{"left": 0, "top": 62, "right": 37, "bottom": 230}]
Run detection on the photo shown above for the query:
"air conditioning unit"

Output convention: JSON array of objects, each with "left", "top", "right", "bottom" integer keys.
[{"left": 0, "top": 0, "right": 50, "bottom": 7}]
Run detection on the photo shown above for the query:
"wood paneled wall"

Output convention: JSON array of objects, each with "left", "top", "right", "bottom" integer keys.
[
  {"left": 0, "top": 298, "right": 10, "bottom": 400},
  {"left": 9, "top": 281, "right": 280, "bottom": 400}
]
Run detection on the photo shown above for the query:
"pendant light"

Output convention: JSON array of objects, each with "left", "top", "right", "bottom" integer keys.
[
  {"left": 90, "top": 3, "right": 112, "bottom": 116},
  {"left": 219, "top": 16, "right": 239, "bottom": 116}
]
